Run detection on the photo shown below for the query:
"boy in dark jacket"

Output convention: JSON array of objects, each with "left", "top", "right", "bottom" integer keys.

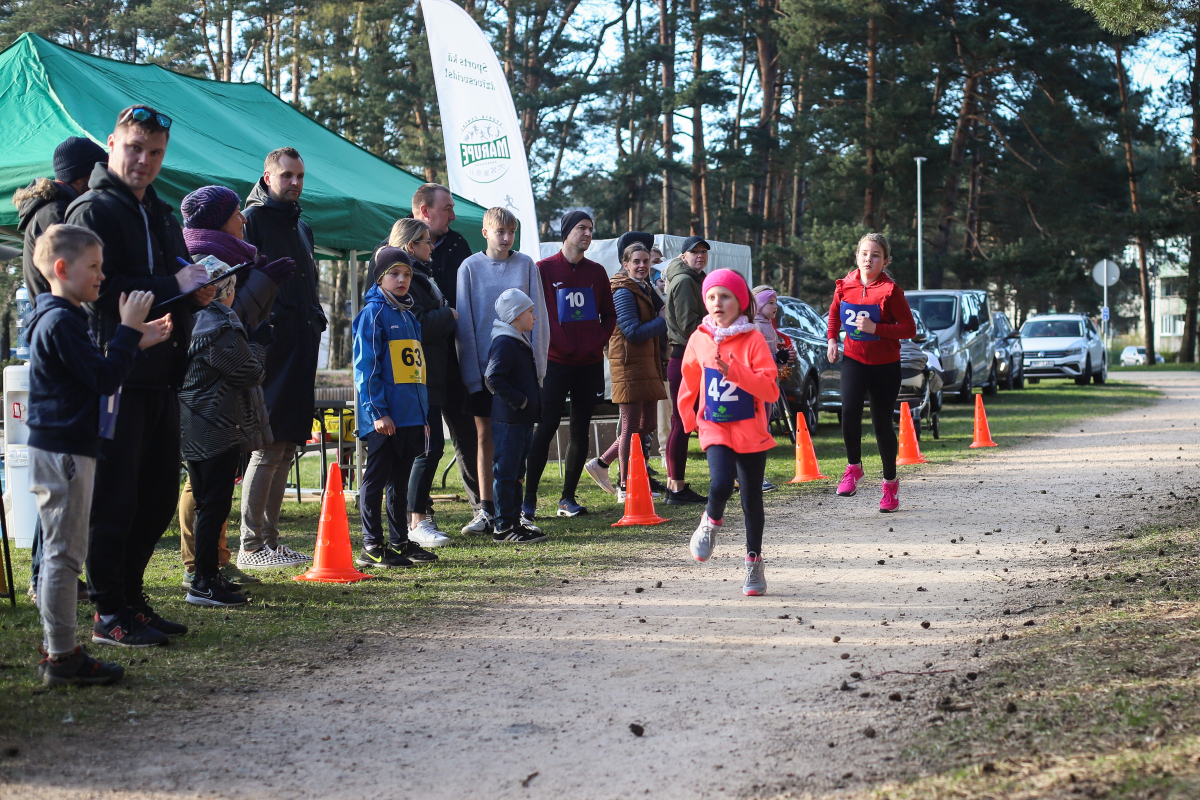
[
  {"left": 27, "top": 224, "right": 170, "bottom": 684},
  {"left": 485, "top": 289, "right": 547, "bottom": 544}
]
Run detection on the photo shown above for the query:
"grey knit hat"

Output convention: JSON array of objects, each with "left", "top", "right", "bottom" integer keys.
[{"left": 495, "top": 288, "right": 534, "bottom": 324}]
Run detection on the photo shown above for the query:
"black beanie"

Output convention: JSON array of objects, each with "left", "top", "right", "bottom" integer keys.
[
  {"left": 616, "top": 231, "right": 654, "bottom": 261},
  {"left": 559, "top": 209, "right": 594, "bottom": 241},
  {"left": 53, "top": 137, "right": 108, "bottom": 184},
  {"left": 372, "top": 247, "right": 414, "bottom": 284}
]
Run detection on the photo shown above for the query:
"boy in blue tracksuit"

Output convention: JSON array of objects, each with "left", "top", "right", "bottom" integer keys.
[{"left": 353, "top": 247, "right": 436, "bottom": 567}]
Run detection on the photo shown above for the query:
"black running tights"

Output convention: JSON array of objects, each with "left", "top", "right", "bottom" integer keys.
[
  {"left": 705, "top": 445, "right": 767, "bottom": 555},
  {"left": 839, "top": 356, "right": 901, "bottom": 480}
]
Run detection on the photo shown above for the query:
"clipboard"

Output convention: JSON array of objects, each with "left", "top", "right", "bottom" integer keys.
[{"left": 151, "top": 259, "right": 253, "bottom": 310}]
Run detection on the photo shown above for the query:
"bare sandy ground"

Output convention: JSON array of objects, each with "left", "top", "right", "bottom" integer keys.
[{"left": 3, "top": 371, "right": 1199, "bottom": 800}]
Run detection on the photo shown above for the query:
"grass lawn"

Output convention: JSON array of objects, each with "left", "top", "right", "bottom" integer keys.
[
  {"left": 0, "top": 378, "right": 1158, "bottom": 739},
  {"left": 1111, "top": 363, "right": 1200, "bottom": 372}
]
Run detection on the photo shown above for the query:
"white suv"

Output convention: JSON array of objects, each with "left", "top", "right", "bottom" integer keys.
[{"left": 1020, "top": 314, "right": 1107, "bottom": 385}]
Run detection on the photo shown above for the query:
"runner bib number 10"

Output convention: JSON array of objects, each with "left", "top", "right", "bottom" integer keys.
[
  {"left": 556, "top": 286, "right": 598, "bottom": 322},
  {"left": 389, "top": 339, "right": 426, "bottom": 384},
  {"left": 703, "top": 367, "right": 755, "bottom": 423}
]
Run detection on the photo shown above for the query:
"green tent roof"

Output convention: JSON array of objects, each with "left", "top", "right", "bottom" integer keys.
[{"left": 0, "top": 33, "right": 486, "bottom": 254}]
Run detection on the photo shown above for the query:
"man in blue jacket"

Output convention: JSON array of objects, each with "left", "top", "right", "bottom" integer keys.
[{"left": 353, "top": 248, "right": 437, "bottom": 568}]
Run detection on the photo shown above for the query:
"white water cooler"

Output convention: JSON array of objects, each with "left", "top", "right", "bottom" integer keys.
[{"left": 4, "top": 364, "right": 37, "bottom": 548}]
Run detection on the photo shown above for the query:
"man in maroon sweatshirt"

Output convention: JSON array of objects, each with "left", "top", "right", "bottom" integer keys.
[{"left": 522, "top": 210, "right": 617, "bottom": 518}]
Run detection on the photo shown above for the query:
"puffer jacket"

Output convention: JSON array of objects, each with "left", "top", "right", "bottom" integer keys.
[
  {"left": 678, "top": 315, "right": 779, "bottom": 454},
  {"left": 14, "top": 178, "right": 78, "bottom": 301},
  {"left": 353, "top": 283, "right": 429, "bottom": 435},
  {"left": 406, "top": 261, "right": 457, "bottom": 409},
  {"left": 179, "top": 302, "right": 269, "bottom": 461},
  {"left": 608, "top": 272, "right": 667, "bottom": 405},
  {"left": 664, "top": 257, "right": 706, "bottom": 355},
  {"left": 826, "top": 269, "right": 916, "bottom": 365}
]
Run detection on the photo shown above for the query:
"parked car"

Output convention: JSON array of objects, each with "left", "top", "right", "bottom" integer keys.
[
  {"left": 897, "top": 309, "right": 944, "bottom": 439},
  {"left": 1020, "top": 314, "right": 1107, "bottom": 385},
  {"left": 991, "top": 312, "right": 1024, "bottom": 390},
  {"left": 774, "top": 295, "right": 837, "bottom": 433},
  {"left": 1120, "top": 345, "right": 1165, "bottom": 366},
  {"left": 906, "top": 290, "right": 1000, "bottom": 400}
]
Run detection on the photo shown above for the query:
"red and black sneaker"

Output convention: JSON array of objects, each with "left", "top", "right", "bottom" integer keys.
[
  {"left": 37, "top": 646, "right": 125, "bottom": 687},
  {"left": 131, "top": 594, "right": 189, "bottom": 637},
  {"left": 92, "top": 609, "right": 169, "bottom": 648}
]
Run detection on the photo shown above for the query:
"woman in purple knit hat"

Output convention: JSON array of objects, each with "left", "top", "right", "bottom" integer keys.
[{"left": 176, "top": 186, "right": 296, "bottom": 588}]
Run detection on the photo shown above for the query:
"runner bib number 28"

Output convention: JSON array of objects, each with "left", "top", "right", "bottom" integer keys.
[
  {"left": 389, "top": 339, "right": 426, "bottom": 384},
  {"left": 839, "top": 301, "right": 881, "bottom": 342},
  {"left": 703, "top": 367, "right": 755, "bottom": 422}
]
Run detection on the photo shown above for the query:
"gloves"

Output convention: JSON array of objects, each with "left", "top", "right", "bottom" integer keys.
[
  {"left": 248, "top": 322, "right": 275, "bottom": 347},
  {"left": 255, "top": 256, "right": 296, "bottom": 284}
]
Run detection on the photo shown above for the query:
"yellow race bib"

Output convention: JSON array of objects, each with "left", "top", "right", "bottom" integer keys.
[{"left": 389, "top": 339, "right": 426, "bottom": 385}]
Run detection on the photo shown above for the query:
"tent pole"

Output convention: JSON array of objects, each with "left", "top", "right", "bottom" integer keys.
[{"left": 349, "top": 250, "right": 363, "bottom": 499}]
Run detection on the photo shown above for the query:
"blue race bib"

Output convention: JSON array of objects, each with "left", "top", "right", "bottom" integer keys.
[
  {"left": 556, "top": 286, "right": 599, "bottom": 322},
  {"left": 840, "top": 301, "right": 881, "bottom": 342},
  {"left": 703, "top": 367, "right": 756, "bottom": 423}
]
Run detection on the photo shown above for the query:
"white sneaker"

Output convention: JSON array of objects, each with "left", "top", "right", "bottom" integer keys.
[
  {"left": 743, "top": 553, "right": 766, "bottom": 596},
  {"left": 519, "top": 512, "right": 542, "bottom": 533},
  {"left": 409, "top": 517, "right": 451, "bottom": 548},
  {"left": 617, "top": 487, "right": 661, "bottom": 502},
  {"left": 236, "top": 546, "right": 293, "bottom": 570},
  {"left": 461, "top": 509, "right": 494, "bottom": 535},
  {"left": 689, "top": 515, "right": 718, "bottom": 562},
  {"left": 584, "top": 458, "right": 616, "bottom": 495},
  {"left": 272, "top": 544, "right": 311, "bottom": 565}
]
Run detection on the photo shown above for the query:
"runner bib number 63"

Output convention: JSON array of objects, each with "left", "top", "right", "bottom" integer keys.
[
  {"left": 556, "top": 286, "right": 598, "bottom": 322},
  {"left": 703, "top": 367, "right": 755, "bottom": 422},
  {"left": 389, "top": 339, "right": 426, "bottom": 384}
]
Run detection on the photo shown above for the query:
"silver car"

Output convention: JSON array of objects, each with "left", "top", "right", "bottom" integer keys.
[
  {"left": 1020, "top": 314, "right": 1107, "bottom": 385},
  {"left": 906, "top": 290, "right": 1000, "bottom": 401}
]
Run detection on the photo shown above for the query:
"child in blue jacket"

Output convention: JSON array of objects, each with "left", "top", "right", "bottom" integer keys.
[{"left": 353, "top": 247, "right": 435, "bottom": 567}]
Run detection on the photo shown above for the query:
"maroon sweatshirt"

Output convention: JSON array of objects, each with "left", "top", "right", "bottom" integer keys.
[{"left": 536, "top": 250, "right": 618, "bottom": 366}]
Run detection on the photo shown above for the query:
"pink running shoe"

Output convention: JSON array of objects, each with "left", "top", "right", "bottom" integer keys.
[
  {"left": 836, "top": 463, "right": 866, "bottom": 496},
  {"left": 880, "top": 479, "right": 899, "bottom": 513}
]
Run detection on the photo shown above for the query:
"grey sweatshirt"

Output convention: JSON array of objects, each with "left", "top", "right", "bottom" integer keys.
[{"left": 455, "top": 250, "right": 549, "bottom": 394}]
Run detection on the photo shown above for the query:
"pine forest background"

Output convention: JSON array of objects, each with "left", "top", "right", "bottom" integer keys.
[{"left": 3, "top": 0, "right": 1200, "bottom": 364}]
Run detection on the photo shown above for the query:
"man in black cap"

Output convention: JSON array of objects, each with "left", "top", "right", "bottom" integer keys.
[
  {"left": 13, "top": 137, "right": 109, "bottom": 302},
  {"left": 663, "top": 235, "right": 711, "bottom": 505}
]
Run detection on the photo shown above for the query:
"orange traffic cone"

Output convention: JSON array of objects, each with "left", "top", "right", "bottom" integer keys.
[
  {"left": 789, "top": 413, "right": 829, "bottom": 483},
  {"left": 969, "top": 393, "right": 998, "bottom": 448},
  {"left": 895, "top": 401, "right": 928, "bottom": 465},
  {"left": 294, "top": 462, "right": 373, "bottom": 583},
  {"left": 612, "top": 434, "right": 669, "bottom": 527}
]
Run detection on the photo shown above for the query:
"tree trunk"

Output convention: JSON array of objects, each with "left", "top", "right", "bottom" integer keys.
[
  {"left": 964, "top": 127, "right": 982, "bottom": 258},
  {"left": 747, "top": 0, "right": 777, "bottom": 247},
  {"left": 291, "top": 13, "right": 301, "bottom": 104},
  {"left": 1182, "top": 25, "right": 1200, "bottom": 362},
  {"left": 660, "top": 0, "right": 676, "bottom": 233},
  {"left": 1115, "top": 43, "right": 1155, "bottom": 366},
  {"left": 328, "top": 261, "right": 349, "bottom": 370},
  {"left": 789, "top": 166, "right": 805, "bottom": 296},
  {"left": 689, "top": 0, "right": 706, "bottom": 236},
  {"left": 861, "top": 15, "right": 878, "bottom": 229},
  {"left": 224, "top": 12, "right": 233, "bottom": 81},
  {"left": 930, "top": 71, "right": 979, "bottom": 289}
]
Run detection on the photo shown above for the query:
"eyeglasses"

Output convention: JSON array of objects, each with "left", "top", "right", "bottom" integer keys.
[{"left": 119, "top": 106, "right": 172, "bottom": 130}]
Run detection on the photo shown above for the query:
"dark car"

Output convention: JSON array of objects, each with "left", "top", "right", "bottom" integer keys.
[
  {"left": 774, "top": 295, "right": 837, "bottom": 433},
  {"left": 991, "top": 312, "right": 1024, "bottom": 390},
  {"left": 906, "top": 290, "right": 1000, "bottom": 400}
]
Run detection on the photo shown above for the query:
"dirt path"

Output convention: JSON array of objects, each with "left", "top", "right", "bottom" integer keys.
[{"left": 5, "top": 372, "right": 1200, "bottom": 800}]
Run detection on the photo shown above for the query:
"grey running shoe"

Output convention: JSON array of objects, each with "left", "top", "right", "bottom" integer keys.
[
  {"left": 584, "top": 458, "right": 616, "bottom": 495},
  {"left": 742, "top": 553, "right": 766, "bottom": 596},
  {"left": 461, "top": 509, "right": 494, "bottom": 535},
  {"left": 689, "top": 515, "right": 718, "bottom": 562}
]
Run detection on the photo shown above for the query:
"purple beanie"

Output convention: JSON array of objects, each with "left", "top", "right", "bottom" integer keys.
[{"left": 181, "top": 186, "right": 241, "bottom": 230}]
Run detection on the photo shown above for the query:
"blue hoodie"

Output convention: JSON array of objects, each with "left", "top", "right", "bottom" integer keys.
[{"left": 353, "top": 283, "right": 429, "bottom": 436}]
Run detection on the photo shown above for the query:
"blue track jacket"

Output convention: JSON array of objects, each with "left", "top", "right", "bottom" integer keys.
[{"left": 353, "top": 284, "right": 429, "bottom": 436}]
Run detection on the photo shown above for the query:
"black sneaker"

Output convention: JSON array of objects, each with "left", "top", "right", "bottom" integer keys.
[
  {"left": 38, "top": 646, "right": 124, "bottom": 687},
  {"left": 187, "top": 575, "right": 250, "bottom": 607},
  {"left": 395, "top": 541, "right": 438, "bottom": 564},
  {"left": 92, "top": 610, "right": 169, "bottom": 648},
  {"left": 494, "top": 524, "right": 548, "bottom": 544},
  {"left": 356, "top": 546, "right": 413, "bottom": 568},
  {"left": 131, "top": 594, "right": 189, "bottom": 637},
  {"left": 649, "top": 477, "right": 669, "bottom": 494},
  {"left": 667, "top": 486, "right": 708, "bottom": 505}
]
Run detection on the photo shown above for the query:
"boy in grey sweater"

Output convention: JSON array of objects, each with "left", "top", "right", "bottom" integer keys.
[{"left": 455, "top": 207, "right": 548, "bottom": 532}]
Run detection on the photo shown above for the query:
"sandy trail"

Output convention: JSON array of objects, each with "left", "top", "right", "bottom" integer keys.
[{"left": 5, "top": 371, "right": 1200, "bottom": 800}]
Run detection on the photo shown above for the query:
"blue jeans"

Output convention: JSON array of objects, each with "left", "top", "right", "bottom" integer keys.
[{"left": 492, "top": 421, "right": 534, "bottom": 530}]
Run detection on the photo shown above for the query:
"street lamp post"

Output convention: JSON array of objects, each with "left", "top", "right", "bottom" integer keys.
[{"left": 915, "top": 157, "right": 927, "bottom": 291}]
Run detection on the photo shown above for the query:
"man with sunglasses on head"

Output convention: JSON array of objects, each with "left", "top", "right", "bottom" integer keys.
[{"left": 66, "top": 104, "right": 217, "bottom": 647}]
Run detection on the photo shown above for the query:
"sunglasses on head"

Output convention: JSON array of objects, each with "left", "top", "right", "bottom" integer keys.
[{"left": 120, "top": 106, "right": 172, "bottom": 130}]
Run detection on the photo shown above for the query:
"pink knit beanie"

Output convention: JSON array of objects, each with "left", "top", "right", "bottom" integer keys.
[{"left": 702, "top": 268, "right": 751, "bottom": 315}]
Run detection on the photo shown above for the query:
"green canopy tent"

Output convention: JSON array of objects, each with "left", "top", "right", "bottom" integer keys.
[{"left": 0, "top": 32, "right": 487, "bottom": 257}]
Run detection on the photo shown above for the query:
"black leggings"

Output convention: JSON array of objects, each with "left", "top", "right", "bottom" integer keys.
[
  {"left": 840, "top": 356, "right": 901, "bottom": 480},
  {"left": 705, "top": 445, "right": 767, "bottom": 555},
  {"left": 524, "top": 360, "right": 604, "bottom": 506}
]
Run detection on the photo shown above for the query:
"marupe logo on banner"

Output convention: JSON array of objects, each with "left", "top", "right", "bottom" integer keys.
[{"left": 459, "top": 116, "right": 511, "bottom": 184}]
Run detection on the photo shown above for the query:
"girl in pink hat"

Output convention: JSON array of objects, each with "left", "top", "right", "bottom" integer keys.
[{"left": 676, "top": 268, "right": 779, "bottom": 596}]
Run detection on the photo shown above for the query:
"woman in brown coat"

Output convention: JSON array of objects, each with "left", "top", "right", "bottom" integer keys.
[{"left": 584, "top": 244, "right": 668, "bottom": 498}]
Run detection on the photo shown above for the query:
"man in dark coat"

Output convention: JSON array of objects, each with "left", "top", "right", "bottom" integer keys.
[
  {"left": 14, "top": 136, "right": 109, "bottom": 302},
  {"left": 66, "top": 105, "right": 216, "bottom": 645},
  {"left": 236, "top": 147, "right": 326, "bottom": 568}
]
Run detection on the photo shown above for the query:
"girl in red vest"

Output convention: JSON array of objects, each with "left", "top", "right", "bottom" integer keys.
[
  {"left": 826, "top": 233, "right": 916, "bottom": 512},
  {"left": 677, "top": 269, "right": 779, "bottom": 596}
]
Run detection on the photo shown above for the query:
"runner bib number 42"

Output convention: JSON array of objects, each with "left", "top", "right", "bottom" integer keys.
[
  {"left": 389, "top": 339, "right": 426, "bottom": 384},
  {"left": 556, "top": 286, "right": 599, "bottom": 322},
  {"left": 703, "top": 367, "right": 756, "bottom": 422}
]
